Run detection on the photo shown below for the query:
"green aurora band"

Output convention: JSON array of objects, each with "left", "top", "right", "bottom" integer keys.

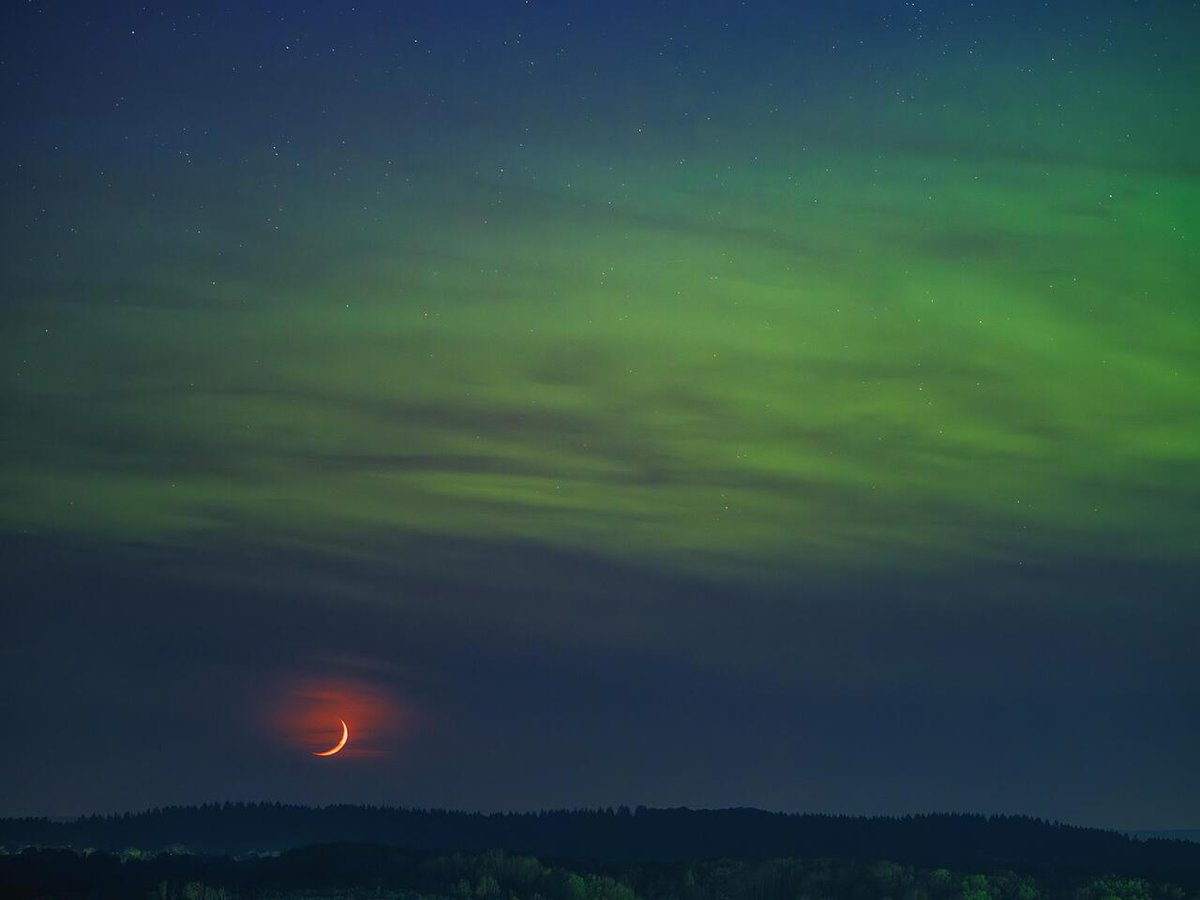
[{"left": 3, "top": 11, "right": 1198, "bottom": 591}]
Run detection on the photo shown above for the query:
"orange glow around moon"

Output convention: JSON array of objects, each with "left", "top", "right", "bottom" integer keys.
[
  {"left": 312, "top": 718, "right": 349, "bottom": 757},
  {"left": 267, "top": 674, "right": 416, "bottom": 759}
]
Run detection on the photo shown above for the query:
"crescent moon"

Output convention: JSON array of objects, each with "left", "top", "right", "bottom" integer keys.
[{"left": 312, "top": 719, "right": 349, "bottom": 757}]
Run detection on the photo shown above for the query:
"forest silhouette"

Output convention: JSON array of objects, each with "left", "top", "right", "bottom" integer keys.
[{"left": 2, "top": 806, "right": 1198, "bottom": 898}]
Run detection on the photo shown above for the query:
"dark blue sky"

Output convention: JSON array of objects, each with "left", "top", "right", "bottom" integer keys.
[{"left": 2, "top": 1, "right": 1197, "bottom": 828}]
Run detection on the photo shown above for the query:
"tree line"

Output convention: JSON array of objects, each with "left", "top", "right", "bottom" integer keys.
[
  {"left": 2, "top": 807, "right": 1197, "bottom": 888},
  {"left": 0, "top": 844, "right": 1195, "bottom": 900}
]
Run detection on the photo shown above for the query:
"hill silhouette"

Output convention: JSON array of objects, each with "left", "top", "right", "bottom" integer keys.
[{"left": 2, "top": 806, "right": 1198, "bottom": 888}]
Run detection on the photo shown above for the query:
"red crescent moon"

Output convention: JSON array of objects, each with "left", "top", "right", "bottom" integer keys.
[{"left": 312, "top": 718, "right": 349, "bottom": 757}]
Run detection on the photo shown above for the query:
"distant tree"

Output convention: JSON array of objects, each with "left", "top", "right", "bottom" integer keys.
[
  {"left": 930, "top": 870, "right": 956, "bottom": 894},
  {"left": 1079, "top": 876, "right": 1153, "bottom": 900},
  {"left": 961, "top": 874, "right": 994, "bottom": 900}
]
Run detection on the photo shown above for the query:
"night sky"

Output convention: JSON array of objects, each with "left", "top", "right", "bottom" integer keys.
[{"left": 1, "top": 1, "right": 1197, "bottom": 829}]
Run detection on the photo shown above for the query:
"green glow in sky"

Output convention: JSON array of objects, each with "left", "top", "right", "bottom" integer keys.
[
  {"left": 3, "top": 0, "right": 1199, "bottom": 826},
  {"left": 6, "top": 137, "right": 1197, "bottom": 579},
  {"left": 3, "top": 7, "right": 1198, "bottom": 589}
]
